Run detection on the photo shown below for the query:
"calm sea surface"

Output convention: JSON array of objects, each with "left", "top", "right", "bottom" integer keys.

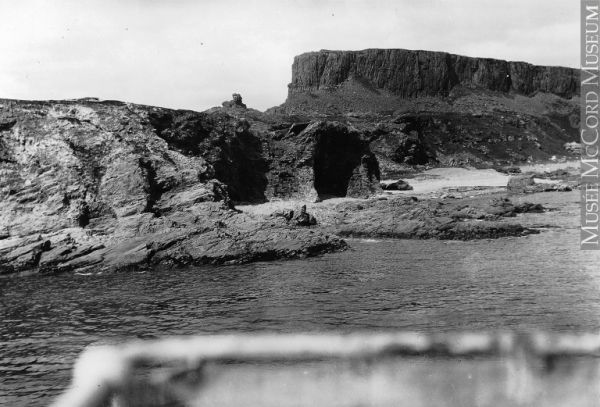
[{"left": 2, "top": 192, "right": 600, "bottom": 406}]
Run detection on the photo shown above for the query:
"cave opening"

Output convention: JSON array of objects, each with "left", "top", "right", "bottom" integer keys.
[{"left": 313, "top": 127, "right": 364, "bottom": 199}]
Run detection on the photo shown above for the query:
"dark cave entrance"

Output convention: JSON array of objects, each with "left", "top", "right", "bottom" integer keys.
[{"left": 313, "top": 127, "right": 364, "bottom": 199}]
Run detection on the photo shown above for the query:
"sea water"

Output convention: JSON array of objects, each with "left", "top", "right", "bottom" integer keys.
[{"left": 1, "top": 192, "right": 599, "bottom": 406}]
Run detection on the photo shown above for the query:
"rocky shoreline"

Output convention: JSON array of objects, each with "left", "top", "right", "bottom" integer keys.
[
  {"left": 0, "top": 49, "right": 581, "bottom": 276},
  {"left": 0, "top": 173, "right": 575, "bottom": 276},
  {"left": 0, "top": 99, "right": 352, "bottom": 275},
  {"left": 241, "top": 164, "right": 578, "bottom": 241}
]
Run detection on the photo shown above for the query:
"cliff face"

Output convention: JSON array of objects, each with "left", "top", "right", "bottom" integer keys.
[
  {"left": 0, "top": 99, "right": 349, "bottom": 275},
  {"left": 271, "top": 49, "right": 581, "bottom": 173},
  {"left": 263, "top": 121, "right": 381, "bottom": 200},
  {"left": 288, "top": 49, "right": 579, "bottom": 99}
]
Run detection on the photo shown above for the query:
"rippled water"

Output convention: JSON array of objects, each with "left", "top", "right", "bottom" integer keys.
[{"left": 2, "top": 192, "right": 600, "bottom": 406}]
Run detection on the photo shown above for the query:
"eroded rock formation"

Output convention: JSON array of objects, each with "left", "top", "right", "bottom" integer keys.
[
  {"left": 263, "top": 121, "right": 381, "bottom": 200},
  {"left": 0, "top": 99, "right": 345, "bottom": 275}
]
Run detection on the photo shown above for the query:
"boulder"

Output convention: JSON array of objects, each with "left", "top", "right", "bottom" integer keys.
[
  {"left": 514, "top": 202, "right": 544, "bottom": 213},
  {"left": 272, "top": 205, "right": 318, "bottom": 227},
  {"left": 496, "top": 166, "right": 521, "bottom": 175},
  {"left": 507, "top": 175, "right": 573, "bottom": 194},
  {"left": 222, "top": 93, "right": 247, "bottom": 109},
  {"left": 381, "top": 180, "right": 413, "bottom": 191},
  {"left": 507, "top": 175, "right": 536, "bottom": 193},
  {"left": 564, "top": 142, "right": 581, "bottom": 154},
  {"left": 370, "top": 119, "right": 432, "bottom": 166},
  {"left": 292, "top": 205, "right": 317, "bottom": 226}
]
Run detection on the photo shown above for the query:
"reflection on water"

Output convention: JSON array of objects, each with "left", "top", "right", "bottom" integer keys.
[{"left": 1, "top": 195, "right": 600, "bottom": 406}]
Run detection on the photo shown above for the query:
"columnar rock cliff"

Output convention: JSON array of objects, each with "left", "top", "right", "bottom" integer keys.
[{"left": 288, "top": 49, "right": 579, "bottom": 99}]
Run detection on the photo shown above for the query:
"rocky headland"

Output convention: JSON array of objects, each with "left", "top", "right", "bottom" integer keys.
[
  {"left": 0, "top": 49, "right": 581, "bottom": 276},
  {"left": 271, "top": 49, "right": 580, "bottom": 173}
]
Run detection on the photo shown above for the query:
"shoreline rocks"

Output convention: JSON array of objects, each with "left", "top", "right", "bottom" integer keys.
[
  {"left": 272, "top": 205, "right": 318, "bottom": 227},
  {"left": 507, "top": 175, "right": 573, "bottom": 194},
  {"left": 325, "top": 194, "right": 544, "bottom": 241},
  {"left": 381, "top": 180, "right": 413, "bottom": 191}
]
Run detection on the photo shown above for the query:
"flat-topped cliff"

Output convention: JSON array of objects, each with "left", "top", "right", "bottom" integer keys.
[
  {"left": 288, "top": 49, "right": 579, "bottom": 99},
  {"left": 269, "top": 48, "right": 580, "bottom": 172}
]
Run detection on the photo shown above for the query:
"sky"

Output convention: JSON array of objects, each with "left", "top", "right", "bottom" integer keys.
[{"left": 0, "top": 0, "right": 579, "bottom": 111}]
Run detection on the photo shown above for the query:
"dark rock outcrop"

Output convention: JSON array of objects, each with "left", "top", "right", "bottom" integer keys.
[
  {"left": 264, "top": 121, "right": 381, "bottom": 200},
  {"left": 381, "top": 180, "right": 413, "bottom": 191},
  {"left": 361, "top": 110, "right": 578, "bottom": 176},
  {"left": 496, "top": 166, "right": 522, "bottom": 175},
  {"left": 369, "top": 118, "right": 431, "bottom": 166},
  {"left": 147, "top": 109, "right": 267, "bottom": 203}
]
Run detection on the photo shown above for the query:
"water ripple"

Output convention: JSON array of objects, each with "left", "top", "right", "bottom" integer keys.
[{"left": 2, "top": 204, "right": 600, "bottom": 406}]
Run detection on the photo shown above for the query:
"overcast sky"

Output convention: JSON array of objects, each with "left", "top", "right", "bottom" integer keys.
[{"left": 0, "top": 0, "right": 578, "bottom": 111}]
